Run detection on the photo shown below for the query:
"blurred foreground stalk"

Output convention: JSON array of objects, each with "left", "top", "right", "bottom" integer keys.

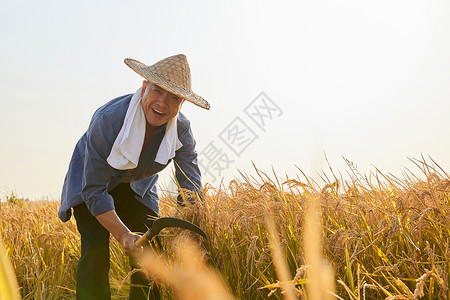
[{"left": 0, "top": 238, "right": 21, "bottom": 300}]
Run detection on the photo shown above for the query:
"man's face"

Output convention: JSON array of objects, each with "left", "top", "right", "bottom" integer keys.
[{"left": 141, "top": 81, "right": 183, "bottom": 128}]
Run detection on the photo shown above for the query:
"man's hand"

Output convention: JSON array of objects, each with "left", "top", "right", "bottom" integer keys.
[
  {"left": 95, "top": 210, "right": 144, "bottom": 256},
  {"left": 118, "top": 231, "right": 144, "bottom": 256}
]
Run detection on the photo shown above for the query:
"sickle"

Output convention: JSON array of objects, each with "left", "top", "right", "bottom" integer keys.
[{"left": 135, "top": 217, "right": 207, "bottom": 247}]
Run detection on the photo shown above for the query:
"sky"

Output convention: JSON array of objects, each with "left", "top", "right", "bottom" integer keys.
[{"left": 1, "top": 0, "right": 450, "bottom": 200}]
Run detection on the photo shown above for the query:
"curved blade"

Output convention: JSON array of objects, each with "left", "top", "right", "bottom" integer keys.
[{"left": 143, "top": 217, "right": 207, "bottom": 242}]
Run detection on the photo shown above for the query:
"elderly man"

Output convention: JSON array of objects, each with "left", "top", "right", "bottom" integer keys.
[{"left": 58, "top": 54, "right": 209, "bottom": 299}]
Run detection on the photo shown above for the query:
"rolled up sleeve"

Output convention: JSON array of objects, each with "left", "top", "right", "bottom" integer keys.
[{"left": 81, "top": 112, "right": 116, "bottom": 216}]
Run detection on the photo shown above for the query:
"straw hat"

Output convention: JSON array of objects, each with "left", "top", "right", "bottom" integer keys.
[{"left": 124, "top": 54, "right": 210, "bottom": 110}]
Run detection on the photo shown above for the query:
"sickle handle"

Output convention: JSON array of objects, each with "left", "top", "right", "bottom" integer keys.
[
  {"left": 135, "top": 234, "right": 149, "bottom": 247},
  {"left": 135, "top": 229, "right": 153, "bottom": 247}
]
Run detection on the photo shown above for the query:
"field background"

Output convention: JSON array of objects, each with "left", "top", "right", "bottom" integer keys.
[{"left": 1, "top": 159, "right": 449, "bottom": 299}]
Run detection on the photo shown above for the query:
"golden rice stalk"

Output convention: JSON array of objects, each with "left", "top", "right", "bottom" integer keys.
[
  {"left": 303, "top": 192, "right": 336, "bottom": 300},
  {"left": 413, "top": 266, "right": 447, "bottom": 299},
  {"left": 0, "top": 238, "right": 21, "bottom": 300},
  {"left": 264, "top": 214, "right": 298, "bottom": 300},
  {"left": 139, "top": 236, "right": 235, "bottom": 300}
]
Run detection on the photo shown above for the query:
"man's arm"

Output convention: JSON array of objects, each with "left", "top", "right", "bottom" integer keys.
[
  {"left": 82, "top": 112, "right": 142, "bottom": 255},
  {"left": 95, "top": 210, "right": 142, "bottom": 256},
  {"left": 173, "top": 119, "right": 202, "bottom": 205}
]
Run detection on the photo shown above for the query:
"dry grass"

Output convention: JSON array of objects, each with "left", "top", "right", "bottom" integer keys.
[{"left": 1, "top": 157, "right": 449, "bottom": 299}]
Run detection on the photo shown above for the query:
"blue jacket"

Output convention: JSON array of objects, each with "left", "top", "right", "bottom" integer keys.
[{"left": 58, "top": 94, "right": 202, "bottom": 222}]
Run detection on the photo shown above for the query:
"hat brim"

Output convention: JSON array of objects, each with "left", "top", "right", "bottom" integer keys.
[{"left": 124, "top": 58, "right": 210, "bottom": 110}]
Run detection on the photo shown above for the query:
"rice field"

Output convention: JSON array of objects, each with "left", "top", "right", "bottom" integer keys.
[{"left": 1, "top": 158, "right": 449, "bottom": 299}]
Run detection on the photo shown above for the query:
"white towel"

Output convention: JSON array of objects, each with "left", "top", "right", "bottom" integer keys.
[
  {"left": 107, "top": 87, "right": 182, "bottom": 170},
  {"left": 155, "top": 116, "right": 183, "bottom": 165}
]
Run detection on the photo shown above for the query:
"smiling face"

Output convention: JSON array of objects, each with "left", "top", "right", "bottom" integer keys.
[{"left": 141, "top": 81, "right": 184, "bottom": 129}]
